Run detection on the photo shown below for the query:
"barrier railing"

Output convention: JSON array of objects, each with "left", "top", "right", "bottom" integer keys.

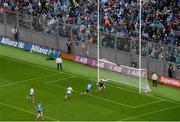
[{"left": 0, "top": 10, "right": 180, "bottom": 68}]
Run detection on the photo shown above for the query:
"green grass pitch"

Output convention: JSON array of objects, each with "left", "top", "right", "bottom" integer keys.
[{"left": 0, "top": 44, "right": 180, "bottom": 121}]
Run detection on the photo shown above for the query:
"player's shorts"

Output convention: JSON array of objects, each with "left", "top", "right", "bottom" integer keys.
[
  {"left": 66, "top": 93, "right": 71, "bottom": 96},
  {"left": 38, "top": 110, "right": 42, "bottom": 113},
  {"left": 86, "top": 89, "right": 90, "bottom": 93},
  {"left": 99, "top": 83, "right": 104, "bottom": 88},
  {"left": 29, "top": 94, "right": 34, "bottom": 98}
]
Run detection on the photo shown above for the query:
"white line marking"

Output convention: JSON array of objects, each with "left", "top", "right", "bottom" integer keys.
[
  {"left": 0, "top": 55, "right": 76, "bottom": 77},
  {"left": 0, "top": 73, "right": 58, "bottom": 88},
  {"left": 0, "top": 55, "right": 178, "bottom": 105},
  {"left": 111, "top": 83, "right": 178, "bottom": 104},
  {"left": 134, "top": 100, "right": 164, "bottom": 108},
  {"left": 121, "top": 105, "right": 180, "bottom": 121},
  {"left": 48, "top": 83, "right": 134, "bottom": 108},
  {"left": 46, "top": 76, "right": 77, "bottom": 84},
  {"left": 0, "top": 80, "right": 10, "bottom": 85},
  {"left": 49, "top": 82, "right": 166, "bottom": 109},
  {"left": 0, "top": 53, "right": 179, "bottom": 120},
  {"left": 0, "top": 102, "right": 58, "bottom": 121},
  {"left": 85, "top": 77, "right": 179, "bottom": 104}
]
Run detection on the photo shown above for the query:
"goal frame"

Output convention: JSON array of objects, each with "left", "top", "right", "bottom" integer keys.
[{"left": 96, "top": 0, "right": 144, "bottom": 93}]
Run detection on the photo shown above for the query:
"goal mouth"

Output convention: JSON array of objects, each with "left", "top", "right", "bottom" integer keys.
[{"left": 98, "top": 58, "right": 151, "bottom": 93}]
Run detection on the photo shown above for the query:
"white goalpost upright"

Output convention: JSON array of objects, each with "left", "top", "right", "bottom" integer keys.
[
  {"left": 139, "top": 0, "right": 142, "bottom": 93},
  {"left": 97, "top": 58, "right": 151, "bottom": 93},
  {"left": 96, "top": 0, "right": 150, "bottom": 93},
  {"left": 97, "top": 0, "right": 100, "bottom": 82}
]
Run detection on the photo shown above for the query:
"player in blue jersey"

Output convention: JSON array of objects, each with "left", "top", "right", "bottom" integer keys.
[
  {"left": 36, "top": 102, "right": 44, "bottom": 120},
  {"left": 81, "top": 83, "right": 92, "bottom": 96}
]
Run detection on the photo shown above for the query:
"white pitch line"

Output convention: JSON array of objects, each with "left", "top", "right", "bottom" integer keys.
[
  {"left": 0, "top": 55, "right": 76, "bottom": 77},
  {"left": 46, "top": 76, "right": 77, "bottom": 84},
  {"left": 48, "top": 83, "right": 134, "bottom": 108},
  {"left": 134, "top": 100, "right": 164, "bottom": 108},
  {"left": 0, "top": 73, "right": 58, "bottom": 88},
  {"left": 3, "top": 57, "right": 179, "bottom": 108},
  {"left": 0, "top": 80, "right": 10, "bottom": 85},
  {"left": 1, "top": 55, "right": 178, "bottom": 105},
  {"left": 107, "top": 83, "right": 177, "bottom": 103},
  {"left": 83, "top": 77, "right": 179, "bottom": 105},
  {"left": 121, "top": 104, "right": 180, "bottom": 121},
  {"left": 50, "top": 84, "right": 164, "bottom": 108},
  {"left": 0, "top": 49, "right": 177, "bottom": 120},
  {"left": 0, "top": 102, "right": 58, "bottom": 121},
  {"left": 109, "top": 83, "right": 178, "bottom": 104}
]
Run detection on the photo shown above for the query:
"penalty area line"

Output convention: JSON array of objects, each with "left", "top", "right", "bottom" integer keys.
[
  {"left": 85, "top": 77, "right": 179, "bottom": 105},
  {"left": 89, "top": 78, "right": 179, "bottom": 105},
  {"left": 121, "top": 104, "right": 180, "bottom": 121},
  {"left": 1, "top": 54, "right": 177, "bottom": 108},
  {"left": 0, "top": 73, "right": 59, "bottom": 88},
  {"left": 46, "top": 76, "right": 77, "bottom": 84},
  {"left": 48, "top": 83, "right": 134, "bottom": 108},
  {"left": 0, "top": 55, "right": 77, "bottom": 77},
  {"left": 133, "top": 100, "right": 164, "bottom": 108}
]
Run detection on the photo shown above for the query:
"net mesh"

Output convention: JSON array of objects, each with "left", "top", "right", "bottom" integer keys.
[{"left": 98, "top": 58, "right": 151, "bottom": 93}]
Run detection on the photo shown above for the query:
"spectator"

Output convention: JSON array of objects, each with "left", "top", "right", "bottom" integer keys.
[
  {"left": 11, "top": 25, "right": 18, "bottom": 40},
  {"left": 66, "top": 38, "right": 72, "bottom": 53},
  {"left": 1, "top": 0, "right": 179, "bottom": 47},
  {"left": 168, "top": 64, "right": 176, "bottom": 78}
]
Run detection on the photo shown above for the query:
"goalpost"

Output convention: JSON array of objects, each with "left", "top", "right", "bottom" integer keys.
[
  {"left": 97, "top": 59, "right": 151, "bottom": 93},
  {"left": 96, "top": 0, "right": 150, "bottom": 93}
]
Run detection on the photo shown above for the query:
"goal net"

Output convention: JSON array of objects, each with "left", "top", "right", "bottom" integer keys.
[{"left": 98, "top": 58, "right": 151, "bottom": 93}]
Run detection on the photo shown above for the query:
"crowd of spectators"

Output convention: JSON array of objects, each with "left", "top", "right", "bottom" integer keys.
[{"left": 0, "top": 0, "right": 179, "bottom": 62}]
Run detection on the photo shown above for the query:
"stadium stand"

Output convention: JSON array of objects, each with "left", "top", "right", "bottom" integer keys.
[
  {"left": 0, "top": 0, "right": 179, "bottom": 63},
  {"left": 0, "top": 0, "right": 179, "bottom": 43}
]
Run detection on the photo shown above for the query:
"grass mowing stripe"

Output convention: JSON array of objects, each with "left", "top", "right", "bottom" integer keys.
[
  {"left": 0, "top": 102, "right": 58, "bottom": 121},
  {"left": 0, "top": 55, "right": 76, "bottom": 77},
  {"left": 134, "top": 100, "right": 164, "bottom": 108},
  {"left": 46, "top": 76, "right": 77, "bottom": 84},
  {"left": 0, "top": 45, "right": 180, "bottom": 121},
  {"left": 86, "top": 78, "right": 179, "bottom": 104},
  {"left": 0, "top": 73, "right": 58, "bottom": 88},
  {"left": 107, "top": 82, "right": 179, "bottom": 104},
  {"left": 0, "top": 79, "right": 10, "bottom": 85},
  {"left": 1, "top": 53, "right": 178, "bottom": 107},
  {"left": 121, "top": 105, "right": 180, "bottom": 121},
  {"left": 48, "top": 83, "right": 134, "bottom": 108},
  {"left": 1, "top": 54, "right": 177, "bottom": 105},
  {"left": 1, "top": 72, "right": 160, "bottom": 109}
]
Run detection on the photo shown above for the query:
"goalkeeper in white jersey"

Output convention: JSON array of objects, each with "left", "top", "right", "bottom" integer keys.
[
  {"left": 96, "top": 79, "right": 106, "bottom": 92},
  {"left": 26, "top": 87, "right": 35, "bottom": 103},
  {"left": 64, "top": 86, "right": 73, "bottom": 101}
]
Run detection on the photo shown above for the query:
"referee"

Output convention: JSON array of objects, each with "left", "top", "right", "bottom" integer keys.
[
  {"left": 56, "top": 55, "right": 63, "bottom": 70},
  {"left": 152, "top": 72, "right": 158, "bottom": 87}
]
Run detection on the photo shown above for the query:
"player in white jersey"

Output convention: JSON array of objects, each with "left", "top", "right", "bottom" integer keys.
[
  {"left": 64, "top": 86, "right": 73, "bottom": 101},
  {"left": 26, "top": 87, "right": 35, "bottom": 103}
]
